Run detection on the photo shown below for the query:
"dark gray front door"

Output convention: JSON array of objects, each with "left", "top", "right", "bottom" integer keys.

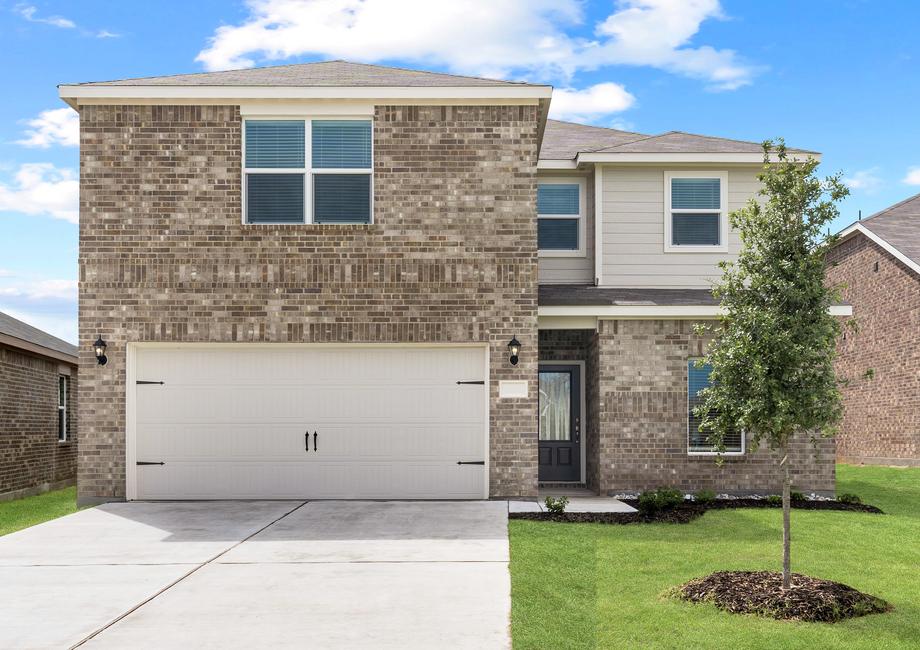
[{"left": 538, "top": 364, "right": 581, "bottom": 482}]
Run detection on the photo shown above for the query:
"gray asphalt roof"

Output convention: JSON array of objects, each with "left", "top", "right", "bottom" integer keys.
[
  {"left": 857, "top": 192, "right": 920, "bottom": 268},
  {"left": 539, "top": 285, "right": 719, "bottom": 306},
  {"left": 540, "top": 120, "right": 648, "bottom": 160},
  {"left": 540, "top": 121, "right": 815, "bottom": 159},
  {"left": 0, "top": 311, "right": 77, "bottom": 359},
  {"left": 67, "top": 60, "right": 544, "bottom": 88}
]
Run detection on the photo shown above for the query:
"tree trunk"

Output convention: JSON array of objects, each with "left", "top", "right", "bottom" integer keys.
[{"left": 781, "top": 444, "right": 792, "bottom": 589}]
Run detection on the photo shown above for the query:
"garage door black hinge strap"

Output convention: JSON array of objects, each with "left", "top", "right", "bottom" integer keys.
[
  {"left": 136, "top": 380, "right": 165, "bottom": 385},
  {"left": 457, "top": 461, "right": 485, "bottom": 465},
  {"left": 456, "top": 380, "right": 485, "bottom": 385},
  {"left": 136, "top": 461, "right": 165, "bottom": 466}
]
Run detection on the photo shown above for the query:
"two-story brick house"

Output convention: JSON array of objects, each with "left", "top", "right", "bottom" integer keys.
[
  {"left": 60, "top": 60, "right": 836, "bottom": 505},
  {"left": 826, "top": 193, "right": 920, "bottom": 467}
]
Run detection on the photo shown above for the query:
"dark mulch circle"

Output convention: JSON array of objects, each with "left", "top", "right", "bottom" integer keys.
[{"left": 671, "top": 570, "right": 891, "bottom": 622}]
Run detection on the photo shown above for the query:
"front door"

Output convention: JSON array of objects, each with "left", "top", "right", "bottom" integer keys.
[{"left": 538, "top": 364, "right": 581, "bottom": 482}]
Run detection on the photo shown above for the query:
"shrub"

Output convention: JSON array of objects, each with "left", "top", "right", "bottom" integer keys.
[
  {"left": 638, "top": 487, "right": 685, "bottom": 515},
  {"left": 544, "top": 496, "right": 569, "bottom": 514},
  {"left": 837, "top": 493, "right": 862, "bottom": 504},
  {"left": 693, "top": 489, "right": 716, "bottom": 505},
  {"left": 790, "top": 491, "right": 807, "bottom": 503},
  {"left": 765, "top": 495, "right": 782, "bottom": 506}
]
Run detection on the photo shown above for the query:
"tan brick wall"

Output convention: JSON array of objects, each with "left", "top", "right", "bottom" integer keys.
[
  {"left": 593, "top": 319, "right": 835, "bottom": 495},
  {"left": 0, "top": 345, "right": 77, "bottom": 498},
  {"left": 78, "top": 104, "right": 540, "bottom": 502},
  {"left": 826, "top": 233, "right": 920, "bottom": 465}
]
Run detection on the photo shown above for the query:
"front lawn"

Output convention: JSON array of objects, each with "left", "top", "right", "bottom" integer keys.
[
  {"left": 510, "top": 465, "right": 920, "bottom": 649},
  {"left": 0, "top": 486, "right": 80, "bottom": 537}
]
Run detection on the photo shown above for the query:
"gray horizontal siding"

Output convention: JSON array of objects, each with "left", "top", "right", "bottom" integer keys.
[{"left": 601, "top": 166, "right": 761, "bottom": 288}]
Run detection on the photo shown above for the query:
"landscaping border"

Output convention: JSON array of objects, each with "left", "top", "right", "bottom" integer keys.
[{"left": 509, "top": 498, "right": 883, "bottom": 525}]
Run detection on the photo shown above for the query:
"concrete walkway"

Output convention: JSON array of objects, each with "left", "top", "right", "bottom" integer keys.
[{"left": 0, "top": 501, "right": 510, "bottom": 649}]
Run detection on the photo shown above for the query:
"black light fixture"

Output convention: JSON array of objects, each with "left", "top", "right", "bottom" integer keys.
[
  {"left": 93, "top": 337, "right": 108, "bottom": 366},
  {"left": 508, "top": 336, "right": 521, "bottom": 366}
]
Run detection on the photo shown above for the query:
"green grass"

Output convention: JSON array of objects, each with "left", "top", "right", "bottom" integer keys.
[
  {"left": 510, "top": 465, "right": 920, "bottom": 649},
  {"left": 0, "top": 486, "right": 81, "bottom": 536}
]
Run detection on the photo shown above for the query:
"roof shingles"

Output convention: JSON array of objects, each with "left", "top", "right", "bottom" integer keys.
[
  {"left": 858, "top": 192, "right": 920, "bottom": 269},
  {"left": 0, "top": 311, "right": 77, "bottom": 359},
  {"left": 70, "top": 60, "right": 541, "bottom": 88}
]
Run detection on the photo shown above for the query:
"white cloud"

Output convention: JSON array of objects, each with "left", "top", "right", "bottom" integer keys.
[
  {"left": 197, "top": 0, "right": 583, "bottom": 79},
  {"left": 843, "top": 168, "right": 883, "bottom": 193},
  {"left": 0, "top": 279, "right": 78, "bottom": 343},
  {"left": 549, "top": 83, "right": 636, "bottom": 123},
  {"left": 195, "top": 0, "right": 758, "bottom": 91},
  {"left": 0, "top": 279, "right": 77, "bottom": 302},
  {"left": 16, "top": 108, "right": 79, "bottom": 148},
  {"left": 14, "top": 4, "right": 76, "bottom": 29},
  {"left": 902, "top": 167, "right": 920, "bottom": 186},
  {"left": 96, "top": 30, "right": 120, "bottom": 38},
  {"left": 0, "top": 163, "right": 79, "bottom": 223},
  {"left": 592, "top": 0, "right": 757, "bottom": 90}
]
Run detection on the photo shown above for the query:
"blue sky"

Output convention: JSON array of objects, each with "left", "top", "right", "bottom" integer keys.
[{"left": 2, "top": 0, "right": 919, "bottom": 343}]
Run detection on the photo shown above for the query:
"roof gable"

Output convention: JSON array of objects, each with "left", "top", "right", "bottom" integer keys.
[{"left": 856, "top": 192, "right": 920, "bottom": 271}]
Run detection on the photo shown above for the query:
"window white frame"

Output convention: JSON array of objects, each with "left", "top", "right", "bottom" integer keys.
[
  {"left": 686, "top": 359, "right": 744, "bottom": 456},
  {"left": 58, "top": 375, "right": 68, "bottom": 442},
  {"left": 664, "top": 171, "right": 728, "bottom": 253},
  {"left": 538, "top": 176, "right": 587, "bottom": 258},
  {"left": 242, "top": 117, "right": 374, "bottom": 225}
]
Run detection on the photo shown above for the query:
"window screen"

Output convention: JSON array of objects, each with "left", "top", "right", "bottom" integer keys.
[
  {"left": 670, "top": 177, "right": 721, "bottom": 246},
  {"left": 688, "top": 361, "right": 742, "bottom": 453}
]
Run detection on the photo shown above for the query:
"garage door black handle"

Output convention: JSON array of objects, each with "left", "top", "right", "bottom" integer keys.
[
  {"left": 313, "top": 431, "right": 318, "bottom": 452},
  {"left": 305, "top": 432, "right": 309, "bottom": 452}
]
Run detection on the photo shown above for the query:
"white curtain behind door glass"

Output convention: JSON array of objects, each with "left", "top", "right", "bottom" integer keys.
[{"left": 539, "top": 372, "right": 570, "bottom": 441}]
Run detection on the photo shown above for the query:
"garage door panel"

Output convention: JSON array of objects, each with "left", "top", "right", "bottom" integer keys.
[
  {"left": 134, "top": 345, "right": 487, "bottom": 500},
  {"left": 137, "top": 461, "right": 484, "bottom": 500}
]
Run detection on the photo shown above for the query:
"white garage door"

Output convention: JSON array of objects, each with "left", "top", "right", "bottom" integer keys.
[{"left": 131, "top": 345, "right": 488, "bottom": 500}]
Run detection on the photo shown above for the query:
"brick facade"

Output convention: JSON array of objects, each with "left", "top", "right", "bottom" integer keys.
[
  {"left": 826, "top": 233, "right": 920, "bottom": 465},
  {"left": 78, "top": 104, "right": 540, "bottom": 503},
  {"left": 0, "top": 345, "right": 77, "bottom": 499},
  {"left": 539, "top": 322, "right": 836, "bottom": 495}
]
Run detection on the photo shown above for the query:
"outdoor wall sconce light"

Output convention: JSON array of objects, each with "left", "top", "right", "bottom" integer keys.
[
  {"left": 508, "top": 336, "right": 521, "bottom": 366},
  {"left": 93, "top": 337, "right": 108, "bottom": 366}
]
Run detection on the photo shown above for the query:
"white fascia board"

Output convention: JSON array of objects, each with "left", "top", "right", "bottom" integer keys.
[
  {"left": 539, "top": 304, "right": 852, "bottom": 318},
  {"left": 836, "top": 223, "right": 920, "bottom": 276},
  {"left": 575, "top": 152, "right": 821, "bottom": 164},
  {"left": 58, "top": 84, "right": 553, "bottom": 106},
  {"left": 537, "top": 159, "right": 579, "bottom": 170}
]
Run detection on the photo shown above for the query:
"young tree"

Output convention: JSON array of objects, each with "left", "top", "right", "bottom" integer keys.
[{"left": 696, "top": 140, "right": 849, "bottom": 589}]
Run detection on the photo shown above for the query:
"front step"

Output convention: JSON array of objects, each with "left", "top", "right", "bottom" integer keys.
[{"left": 539, "top": 482, "right": 587, "bottom": 489}]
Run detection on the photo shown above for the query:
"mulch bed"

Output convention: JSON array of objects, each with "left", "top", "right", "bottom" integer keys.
[
  {"left": 671, "top": 570, "right": 891, "bottom": 622},
  {"left": 619, "top": 498, "right": 884, "bottom": 514},
  {"left": 510, "top": 507, "right": 704, "bottom": 525},
  {"left": 508, "top": 498, "right": 883, "bottom": 525}
]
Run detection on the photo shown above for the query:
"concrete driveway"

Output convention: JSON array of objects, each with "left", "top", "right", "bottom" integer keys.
[{"left": 0, "top": 500, "right": 510, "bottom": 649}]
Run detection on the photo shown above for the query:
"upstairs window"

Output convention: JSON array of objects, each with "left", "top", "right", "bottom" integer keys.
[
  {"left": 688, "top": 360, "right": 743, "bottom": 455},
  {"left": 538, "top": 178, "right": 586, "bottom": 257},
  {"left": 665, "top": 172, "right": 727, "bottom": 252},
  {"left": 58, "top": 375, "right": 68, "bottom": 442},
  {"left": 244, "top": 119, "right": 372, "bottom": 224}
]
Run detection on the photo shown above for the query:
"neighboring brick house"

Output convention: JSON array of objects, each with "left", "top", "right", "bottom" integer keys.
[
  {"left": 60, "top": 60, "right": 839, "bottom": 505},
  {"left": 826, "top": 193, "right": 920, "bottom": 466},
  {"left": 0, "top": 312, "right": 78, "bottom": 500}
]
